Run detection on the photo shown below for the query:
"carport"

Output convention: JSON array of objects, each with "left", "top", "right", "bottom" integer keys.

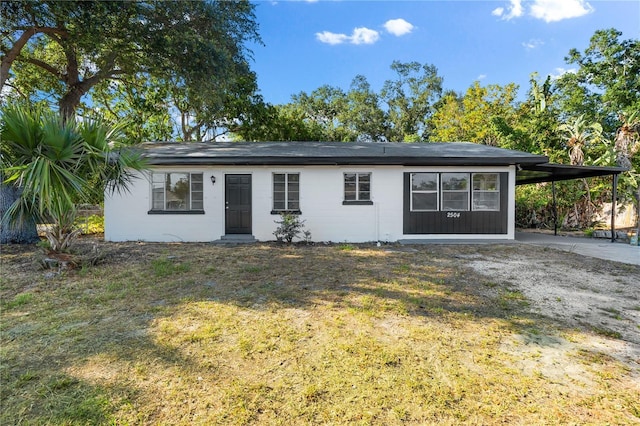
[{"left": 516, "top": 163, "right": 626, "bottom": 242}]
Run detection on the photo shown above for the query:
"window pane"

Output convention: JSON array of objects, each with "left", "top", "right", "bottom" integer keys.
[
  {"left": 344, "top": 173, "right": 356, "bottom": 183},
  {"left": 358, "top": 178, "right": 371, "bottom": 201},
  {"left": 442, "top": 192, "right": 468, "bottom": 211},
  {"left": 288, "top": 201, "right": 300, "bottom": 210},
  {"left": 273, "top": 200, "right": 285, "bottom": 210},
  {"left": 274, "top": 174, "right": 285, "bottom": 184},
  {"left": 191, "top": 200, "right": 203, "bottom": 210},
  {"left": 152, "top": 183, "right": 164, "bottom": 210},
  {"left": 442, "top": 173, "right": 468, "bottom": 190},
  {"left": 473, "top": 173, "right": 498, "bottom": 191},
  {"left": 166, "top": 173, "right": 189, "bottom": 210},
  {"left": 345, "top": 191, "right": 356, "bottom": 201},
  {"left": 288, "top": 173, "right": 299, "bottom": 183},
  {"left": 473, "top": 192, "right": 500, "bottom": 211},
  {"left": 274, "top": 182, "right": 285, "bottom": 192},
  {"left": 152, "top": 173, "right": 165, "bottom": 184},
  {"left": 274, "top": 191, "right": 285, "bottom": 203},
  {"left": 345, "top": 182, "right": 356, "bottom": 193},
  {"left": 412, "top": 193, "right": 437, "bottom": 211},
  {"left": 358, "top": 173, "right": 370, "bottom": 183},
  {"left": 412, "top": 173, "right": 437, "bottom": 191}
]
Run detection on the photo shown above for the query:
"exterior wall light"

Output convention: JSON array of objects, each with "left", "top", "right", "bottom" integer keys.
[{"left": 210, "top": 175, "right": 216, "bottom": 185}]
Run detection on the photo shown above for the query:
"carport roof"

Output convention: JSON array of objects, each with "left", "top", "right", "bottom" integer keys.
[{"left": 516, "top": 163, "right": 625, "bottom": 185}]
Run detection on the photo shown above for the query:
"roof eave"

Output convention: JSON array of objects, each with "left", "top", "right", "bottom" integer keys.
[{"left": 146, "top": 156, "right": 546, "bottom": 167}]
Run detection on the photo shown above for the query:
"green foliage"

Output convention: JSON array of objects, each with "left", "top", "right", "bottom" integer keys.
[
  {"left": 268, "top": 61, "right": 444, "bottom": 143},
  {"left": 233, "top": 103, "right": 327, "bottom": 142},
  {"left": 73, "top": 214, "right": 104, "bottom": 235},
  {"left": 1, "top": 103, "right": 146, "bottom": 251},
  {"left": 558, "top": 29, "right": 640, "bottom": 130},
  {"left": 429, "top": 81, "right": 519, "bottom": 145},
  {"left": 1, "top": 0, "right": 261, "bottom": 135},
  {"left": 273, "top": 213, "right": 310, "bottom": 243},
  {"left": 381, "top": 61, "right": 443, "bottom": 141}
]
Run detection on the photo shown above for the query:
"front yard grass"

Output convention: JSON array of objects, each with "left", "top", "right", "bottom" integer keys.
[{"left": 1, "top": 239, "right": 638, "bottom": 425}]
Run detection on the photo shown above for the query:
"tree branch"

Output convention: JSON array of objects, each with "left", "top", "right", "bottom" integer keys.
[
  {"left": 1, "top": 26, "right": 71, "bottom": 88},
  {"left": 1, "top": 28, "right": 36, "bottom": 88},
  {"left": 16, "top": 56, "right": 65, "bottom": 80}
]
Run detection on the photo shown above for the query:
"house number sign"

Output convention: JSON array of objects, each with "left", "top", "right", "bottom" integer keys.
[{"left": 446, "top": 212, "right": 461, "bottom": 218}]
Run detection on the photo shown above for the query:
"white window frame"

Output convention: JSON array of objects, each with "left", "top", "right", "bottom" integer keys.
[
  {"left": 272, "top": 172, "right": 300, "bottom": 213},
  {"left": 343, "top": 172, "right": 372, "bottom": 203},
  {"left": 150, "top": 172, "right": 203, "bottom": 212},
  {"left": 410, "top": 173, "right": 439, "bottom": 211},
  {"left": 472, "top": 173, "right": 500, "bottom": 211}
]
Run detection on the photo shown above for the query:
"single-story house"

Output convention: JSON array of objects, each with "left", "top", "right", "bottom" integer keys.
[{"left": 104, "top": 141, "right": 623, "bottom": 243}]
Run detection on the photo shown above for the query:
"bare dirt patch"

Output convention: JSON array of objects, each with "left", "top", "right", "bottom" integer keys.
[{"left": 464, "top": 245, "right": 640, "bottom": 382}]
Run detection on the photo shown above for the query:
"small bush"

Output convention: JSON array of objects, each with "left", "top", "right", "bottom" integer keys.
[
  {"left": 74, "top": 214, "right": 104, "bottom": 235},
  {"left": 273, "top": 213, "right": 311, "bottom": 243}
]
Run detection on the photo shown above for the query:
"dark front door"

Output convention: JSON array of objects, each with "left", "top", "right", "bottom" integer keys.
[{"left": 225, "top": 174, "right": 252, "bottom": 234}]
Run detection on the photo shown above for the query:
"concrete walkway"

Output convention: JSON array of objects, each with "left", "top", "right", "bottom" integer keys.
[
  {"left": 515, "top": 231, "right": 640, "bottom": 266},
  {"left": 399, "top": 232, "right": 639, "bottom": 266}
]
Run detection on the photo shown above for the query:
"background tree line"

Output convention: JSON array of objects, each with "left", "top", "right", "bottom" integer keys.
[{"left": 1, "top": 0, "right": 638, "bottom": 243}]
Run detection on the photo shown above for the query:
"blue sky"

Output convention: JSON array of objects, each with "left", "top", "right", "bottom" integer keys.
[{"left": 249, "top": 0, "right": 640, "bottom": 105}]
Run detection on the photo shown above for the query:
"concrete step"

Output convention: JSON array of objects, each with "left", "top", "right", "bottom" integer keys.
[{"left": 215, "top": 234, "right": 258, "bottom": 244}]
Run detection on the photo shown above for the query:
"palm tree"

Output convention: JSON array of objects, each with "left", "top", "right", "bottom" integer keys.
[
  {"left": 1, "top": 103, "right": 146, "bottom": 251},
  {"left": 614, "top": 110, "right": 640, "bottom": 239},
  {"left": 558, "top": 115, "right": 603, "bottom": 227}
]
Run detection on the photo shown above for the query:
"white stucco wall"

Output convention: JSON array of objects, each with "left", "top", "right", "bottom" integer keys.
[{"left": 104, "top": 165, "right": 515, "bottom": 242}]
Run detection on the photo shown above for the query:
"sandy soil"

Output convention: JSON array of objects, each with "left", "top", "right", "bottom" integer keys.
[{"left": 463, "top": 247, "right": 640, "bottom": 384}]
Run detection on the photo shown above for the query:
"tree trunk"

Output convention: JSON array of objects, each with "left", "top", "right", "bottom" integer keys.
[
  {"left": 59, "top": 87, "right": 83, "bottom": 122},
  {"left": 0, "top": 182, "right": 40, "bottom": 244}
]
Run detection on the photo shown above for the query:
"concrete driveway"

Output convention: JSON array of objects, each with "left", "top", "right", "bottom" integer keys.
[{"left": 516, "top": 231, "right": 640, "bottom": 266}]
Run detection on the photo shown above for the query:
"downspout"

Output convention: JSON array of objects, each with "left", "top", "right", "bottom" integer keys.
[
  {"left": 552, "top": 180, "right": 557, "bottom": 236},
  {"left": 611, "top": 174, "right": 618, "bottom": 243}
]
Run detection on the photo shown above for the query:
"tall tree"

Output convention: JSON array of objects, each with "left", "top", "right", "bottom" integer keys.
[
  {"left": 554, "top": 28, "right": 640, "bottom": 133},
  {"left": 381, "top": 61, "right": 443, "bottom": 142},
  {"left": 342, "top": 75, "right": 387, "bottom": 142},
  {"left": 291, "top": 85, "right": 354, "bottom": 141},
  {"left": 429, "top": 82, "right": 518, "bottom": 146},
  {"left": 232, "top": 102, "right": 326, "bottom": 142},
  {"left": 1, "top": 1, "right": 261, "bottom": 121}
]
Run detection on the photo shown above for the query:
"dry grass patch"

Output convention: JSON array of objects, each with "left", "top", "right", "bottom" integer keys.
[{"left": 1, "top": 238, "right": 639, "bottom": 424}]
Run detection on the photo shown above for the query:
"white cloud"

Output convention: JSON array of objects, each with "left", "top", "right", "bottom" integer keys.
[
  {"left": 493, "top": 0, "right": 593, "bottom": 22},
  {"left": 522, "top": 38, "right": 544, "bottom": 50},
  {"left": 351, "top": 27, "right": 380, "bottom": 44},
  {"left": 492, "top": 0, "right": 524, "bottom": 20},
  {"left": 477, "top": 74, "right": 487, "bottom": 81},
  {"left": 316, "top": 31, "right": 349, "bottom": 45},
  {"left": 530, "top": 0, "right": 593, "bottom": 23},
  {"left": 316, "top": 27, "right": 380, "bottom": 45},
  {"left": 383, "top": 18, "right": 414, "bottom": 36}
]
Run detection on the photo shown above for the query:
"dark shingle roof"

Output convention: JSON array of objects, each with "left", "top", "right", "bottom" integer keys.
[{"left": 139, "top": 141, "right": 549, "bottom": 166}]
